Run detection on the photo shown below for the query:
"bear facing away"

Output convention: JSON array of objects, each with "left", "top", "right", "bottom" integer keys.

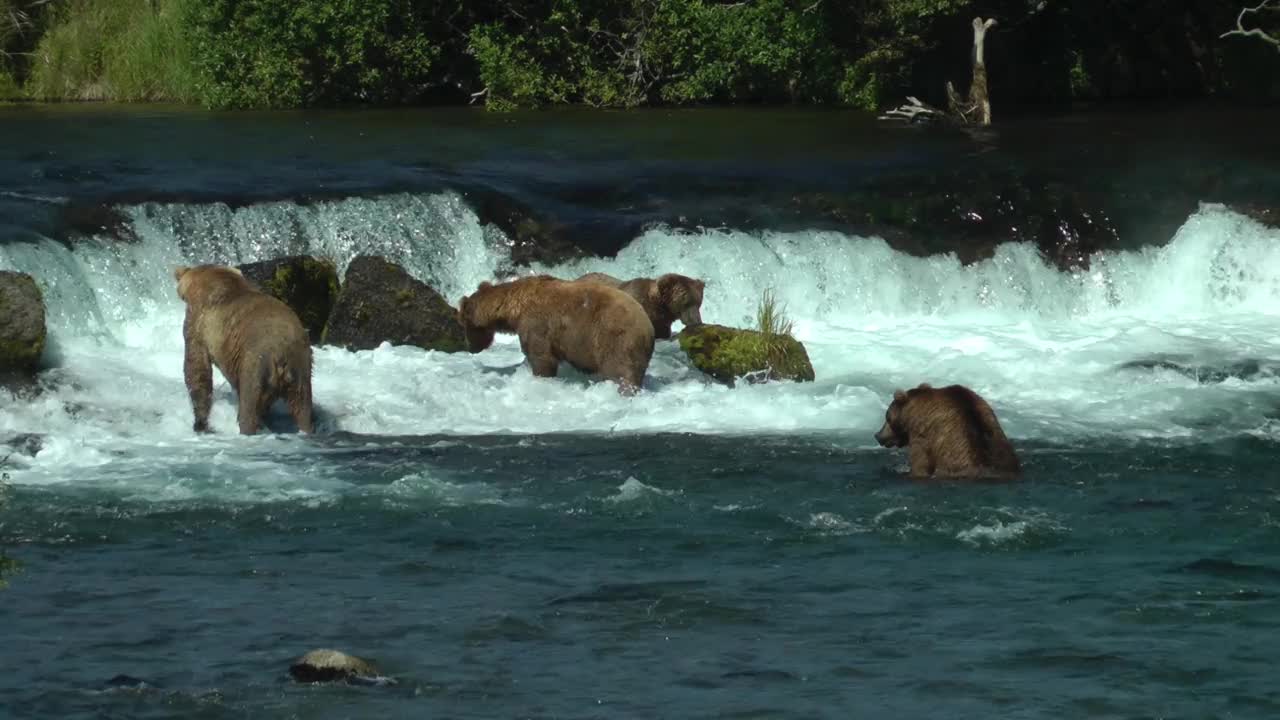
[
  {"left": 874, "top": 383, "right": 1020, "bottom": 479},
  {"left": 457, "top": 275, "right": 655, "bottom": 394},
  {"left": 576, "top": 272, "right": 704, "bottom": 340},
  {"left": 175, "top": 264, "right": 314, "bottom": 435}
]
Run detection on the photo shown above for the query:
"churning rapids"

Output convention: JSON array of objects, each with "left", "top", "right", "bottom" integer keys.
[
  {"left": 4, "top": 194, "right": 1280, "bottom": 481},
  {"left": 3, "top": 108, "right": 1280, "bottom": 719}
]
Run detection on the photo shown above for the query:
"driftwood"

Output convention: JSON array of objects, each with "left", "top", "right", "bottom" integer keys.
[
  {"left": 1221, "top": 1, "right": 1280, "bottom": 50},
  {"left": 880, "top": 17, "right": 998, "bottom": 126}
]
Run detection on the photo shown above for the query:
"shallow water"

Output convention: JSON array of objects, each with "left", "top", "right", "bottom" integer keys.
[{"left": 3, "top": 105, "right": 1280, "bottom": 718}]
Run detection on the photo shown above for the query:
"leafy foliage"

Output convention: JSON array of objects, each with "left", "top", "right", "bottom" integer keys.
[
  {"left": 187, "top": 0, "right": 444, "bottom": 108},
  {"left": 4, "top": 0, "right": 1276, "bottom": 108}
]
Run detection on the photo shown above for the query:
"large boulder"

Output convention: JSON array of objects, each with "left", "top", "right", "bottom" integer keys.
[
  {"left": 288, "top": 649, "right": 385, "bottom": 685},
  {"left": 321, "top": 255, "right": 466, "bottom": 353},
  {"left": 237, "top": 256, "right": 340, "bottom": 344},
  {"left": 0, "top": 271, "right": 47, "bottom": 375},
  {"left": 677, "top": 323, "right": 815, "bottom": 387}
]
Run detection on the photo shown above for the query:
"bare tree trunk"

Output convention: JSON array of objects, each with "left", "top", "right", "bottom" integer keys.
[
  {"left": 1221, "top": 1, "right": 1280, "bottom": 50},
  {"left": 882, "top": 17, "right": 998, "bottom": 126}
]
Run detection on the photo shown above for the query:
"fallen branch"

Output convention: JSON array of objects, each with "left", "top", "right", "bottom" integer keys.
[
  {"left": 881, "top": 17, "right": 997, "bottom": 126},
  {"left": 1221, "top": 1, "right": 1280, "bottom": 49},
  {"left": 878, "top": 96, "right": 942, "bottom": 123}
]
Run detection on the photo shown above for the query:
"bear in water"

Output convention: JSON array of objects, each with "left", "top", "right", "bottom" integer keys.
[
  {"left": 874, "top": 383, "right": 1020, "bottom": 479},
  {"left": 175, "top": 264, "right": 314, "bottom": 435},
  {"left": 575, "top": 272, "right": 704, "bottom": 340},
  {"left": 457, "top": 275, "right": 655, "bottom": 394}
]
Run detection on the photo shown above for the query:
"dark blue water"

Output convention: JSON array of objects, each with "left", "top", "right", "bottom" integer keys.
[
  {"left": 3, "top": 433, "right": 1280, "bottom": 718},
  {"left": 3, "top": 104, "right": 1280, "bottom": 718}
]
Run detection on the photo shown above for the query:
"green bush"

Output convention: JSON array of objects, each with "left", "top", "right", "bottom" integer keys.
[{"left": 187, "top": 0, "right": 443, "bottom": 108}]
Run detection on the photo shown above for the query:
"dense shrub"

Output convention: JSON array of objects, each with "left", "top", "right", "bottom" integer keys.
[
  {"left": 2, "top": 0, "right": 1275, "bottom": 108},
  {"left": 186, "top": 0, "right": 444, "bottom": 108}
]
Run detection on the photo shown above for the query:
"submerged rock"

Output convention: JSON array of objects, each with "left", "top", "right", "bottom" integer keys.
[
  {"left": 321, "top": 255, "right": 466, "bottom": 353},
  {"left": 237, "top": 256, "right": 341, "bottom": 344},
  {"left": 677, "top": 323, "right": 815, "bottom": 386},
  {"left": 54, "top": 202, "right": 136, "bottom": 244},
  {"left": 288, "top": 649, "right": 384, "bottom": 685},
  {"left": 464, "top": 188, "right": 593, "bottom": 267},
  {"left": 0, "top": 271, "right": 47, "bottom": 375},
  {"left": 2, "top": 433, "right": 43, "bottom": 458}
]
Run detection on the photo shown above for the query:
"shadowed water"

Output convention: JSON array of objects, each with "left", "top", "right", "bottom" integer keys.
[
  {"left": 3, "top": 433, "right": 1280, "bottom": 719},
  {"left": 3, "top": 105, "right": 1280, "bottom": 719}
]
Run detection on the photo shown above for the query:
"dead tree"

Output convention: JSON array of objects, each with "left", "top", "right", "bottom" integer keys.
[
  {"left": 1221, "top": 1, "right": 1280, "bottom": 50},
  {"left": 880, "top": 17, "right": 998, "bottom": 125}
]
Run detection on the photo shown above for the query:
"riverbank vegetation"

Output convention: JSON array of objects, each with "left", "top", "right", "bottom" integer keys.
[{"left": 1, "top": 0, "right": 1277, "bottom": 110}]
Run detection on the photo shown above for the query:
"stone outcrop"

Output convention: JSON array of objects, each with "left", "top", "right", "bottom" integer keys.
[
  {"left": 0, "top": 271, "right": 47, "bottom": 375},
  {"left": 321, "top": 255, "right": 465, "bottom": 353},
  {"left": 237, "top": 255, "right": 341, "bottom": 344}
]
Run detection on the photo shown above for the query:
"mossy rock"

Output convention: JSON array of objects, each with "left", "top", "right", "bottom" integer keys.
[
  {"left": 0, "top": 271, "right": 47, "bottom": 374},
  {"left": 677, "top": 323, "right": 815, "bottom": 387},
  {"left": 237, "top": 256, "right": 341, "bottom": 344},
  {"left": 321, "top": 255, "right": 466, "bottom": 353}
]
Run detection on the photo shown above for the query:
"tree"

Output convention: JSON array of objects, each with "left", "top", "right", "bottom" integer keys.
[{"left": 1222, "top": 1, "right": 1280, "bottom": 50}]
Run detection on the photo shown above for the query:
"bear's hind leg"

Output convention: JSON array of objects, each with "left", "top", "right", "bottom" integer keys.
[
  {"left": 908, "top": 444, "right": 935, "bottom": 478},
  {"left": 288, "top": 376, "right": 315, "bottom": 434}
]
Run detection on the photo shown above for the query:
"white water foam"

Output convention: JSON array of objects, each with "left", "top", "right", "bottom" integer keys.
[{"left": 3, "top": 197, "right": 1280, "bottom": 490}]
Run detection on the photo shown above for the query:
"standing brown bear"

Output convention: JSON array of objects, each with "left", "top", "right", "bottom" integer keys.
[
  {"left": 575, "top": 272, "right": 704, "bottom": 339},
  {"left": 175, "top": 264, "right": 314, "bottom": 435},
  {"left": 874, "top": 383, "right": 1020, "bottom": 479},
  {"left": 458, "top": 275, "right": 655, "bottom": 394}
]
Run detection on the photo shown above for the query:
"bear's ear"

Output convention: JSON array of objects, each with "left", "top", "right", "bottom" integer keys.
[
  {"left": 478, "top": 281, "right": 493, "bottom": 291},
  {"left": 916, "top": 382, "right": 932, "bottom": 391},
  {"left": 893, "top": 389, "right": 907, "bottom": 403},
  {"left": 174, "top": 266, "right": 189, "bottom": 282}
]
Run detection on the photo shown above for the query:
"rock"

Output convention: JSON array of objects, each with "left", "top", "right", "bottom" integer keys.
[
  {"left": 2, "top": 433, "right": 43, "bottom": 458},
  {"left": 0, "top": 271, "right": 47, "bottom": 374},
  {"left": 288, "top": 649, "right": 381, "bottom": 684},
  {"left": 1230, "top": 203, "right": 1280, "bottom": 229},
  {"left": 237, "top": 256, "right": 341, "bottom": 344},
  {"left": 54, "top": 202, "right": 136, "bottom": 243},
  {"left": 464, "top": 188, "right": 593, "bottom": 266},
  {"left": 104, "top": 674, "right": 154, "bottom": 690},
  {"left": 677, "top": 323, "right": 815, "bottom": 387},
  {"left": 321, "top": 255, "right": 466, "bottom": 353}
]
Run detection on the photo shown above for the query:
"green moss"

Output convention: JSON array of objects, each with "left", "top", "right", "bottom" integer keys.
[
  {"left": 253, "top": 257, "right": 339, "bottom": 343},
  {"left": 0, "top": 336, "right": 44, "bottom": 370},
  {"left": 394, "top": 288, "right": 414, "bottom": 306},
  {"left": 678, "top": 323, "right": 814, "bottom": 386}
]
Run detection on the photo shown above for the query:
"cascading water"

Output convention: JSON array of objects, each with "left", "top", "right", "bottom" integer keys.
[{"left": 3, "top": 195, "right": 1279, "bottom": 484}]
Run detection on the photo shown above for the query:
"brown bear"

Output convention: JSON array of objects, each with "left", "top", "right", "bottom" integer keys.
[
  {"left": 575, "top": 272, "right": 704, "bottom": 340},
  {"left": 175, "top": 264, "right": 314, "bottom": 435},
  {"left": 873, "top": 383, "right": 1020, "bottom": 479},
  {"left": 457, "top": 275, "right": 655, "bottom": 394}
]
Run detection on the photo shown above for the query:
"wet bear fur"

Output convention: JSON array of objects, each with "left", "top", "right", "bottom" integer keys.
[
  {"left": 175, "top": 264, "right": 314, "bottom": 435},
  {"left": 576, "top": 272, "right": 705, "bottom": 340},
  {"left": 457, "top": 275, "right": 655, "bottom": 394},
  {"left": 874, "top": 383, "right": 1020, "bottom": 479}
]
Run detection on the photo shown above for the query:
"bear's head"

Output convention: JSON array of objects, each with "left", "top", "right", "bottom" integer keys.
[
  {"left": 657, "top": 274, "right": 705, "bottom": 329},
  {"left": 174, "top": 265, "right": 247, "bottom": 306},
  {"left": 874, "top": 383, "right": 932, "bottom": 448},
  {"left": 457, "top": 284, "right": 496, "bottom": 353}
]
